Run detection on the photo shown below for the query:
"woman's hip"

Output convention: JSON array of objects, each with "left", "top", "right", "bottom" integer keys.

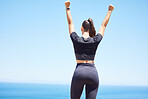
[{"left": 72, "top": 63, "right": 99, "bottom": 84}]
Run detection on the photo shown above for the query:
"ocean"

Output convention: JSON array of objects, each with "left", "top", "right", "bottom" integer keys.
[{"left": 0, "top": 82, "right": 148, "bottom": 99}]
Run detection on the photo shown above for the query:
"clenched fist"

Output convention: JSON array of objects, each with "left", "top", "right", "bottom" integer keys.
[
  {"left": 108, "top": 4, "right": 114, "bottom": 12},
  {"left": 65, "top": 1, "right": 70, "bottom": 8}
]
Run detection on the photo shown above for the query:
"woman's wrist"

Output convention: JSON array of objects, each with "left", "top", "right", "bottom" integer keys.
[
  {"left": 66, "top": 7, "right": 70, "bottom": 10},
  {"left": 108, "top": 10, "right": 112, "bottom": 13}
]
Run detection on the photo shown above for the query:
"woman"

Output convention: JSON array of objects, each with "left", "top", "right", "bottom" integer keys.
[{"left": 65, "top": 1, "right": 114, "bottom": 99}]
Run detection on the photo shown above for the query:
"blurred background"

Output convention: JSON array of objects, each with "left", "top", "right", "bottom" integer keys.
[{"left": 0, "top": 0, "right": 148, "bottom": 86}]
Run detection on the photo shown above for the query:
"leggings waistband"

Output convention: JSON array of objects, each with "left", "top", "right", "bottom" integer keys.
[{"left": 76, "top": 63, "right": 95, "bottom": 67}]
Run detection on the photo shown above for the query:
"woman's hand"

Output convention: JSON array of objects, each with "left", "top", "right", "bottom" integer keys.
[
  {"left": 108, "top": 4, "right": 114, "bottom": 12},
  {"left": 65, "top": 1, "right": 70, "bottom": 8}
]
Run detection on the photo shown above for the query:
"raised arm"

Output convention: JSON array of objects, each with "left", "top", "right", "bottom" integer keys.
[
  {"left": 65, "top": 1, "right": 75, "bottom": 35},
  {"left": 98, "top": 4, "right": 114, "bottom": 37}
]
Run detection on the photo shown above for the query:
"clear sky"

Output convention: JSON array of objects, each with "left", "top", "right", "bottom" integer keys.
[{"left": 0, "top": 0, "right": 148, "bottom": 86}]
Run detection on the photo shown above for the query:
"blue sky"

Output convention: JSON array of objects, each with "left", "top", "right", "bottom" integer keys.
[{"left": 0, "top": 0, "right": 148, "bottom": 86}]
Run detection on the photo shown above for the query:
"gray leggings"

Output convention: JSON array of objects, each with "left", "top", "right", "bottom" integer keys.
[{"left": 70, "top": 63, "right": 99, "bottom": 99}]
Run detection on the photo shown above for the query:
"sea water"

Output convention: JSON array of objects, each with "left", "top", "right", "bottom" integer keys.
[{"left": 0, "top": 82, "right": 148, "bottom": 99}]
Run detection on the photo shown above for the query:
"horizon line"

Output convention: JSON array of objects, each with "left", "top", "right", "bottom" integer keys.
[{"left": 0, "top": 81, "right": 148, "bottom": 87}]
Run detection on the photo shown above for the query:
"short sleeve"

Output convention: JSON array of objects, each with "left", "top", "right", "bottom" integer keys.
[
  {"left": 93, "top": 33, "right": 103, "bottom": 43},
  {"left": 70, "top": 32, "right": 79, "bottom": 42}
]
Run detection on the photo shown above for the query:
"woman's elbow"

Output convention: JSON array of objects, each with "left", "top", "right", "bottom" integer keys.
[
  {"left": 102, "top": 22, "right": 107, "bottom": 28},
  {"left": 68, "top": 19, "right": 72, "bottom": 25}
]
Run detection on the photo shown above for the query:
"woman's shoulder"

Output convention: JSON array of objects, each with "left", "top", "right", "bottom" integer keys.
[
  {"left": 93, "top": 33, "right": 103, "bottom": 43},
  {"left": 70, "top": 31, "right": 80, "bottom": 42}
]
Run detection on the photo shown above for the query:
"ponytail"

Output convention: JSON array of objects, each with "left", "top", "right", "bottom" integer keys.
[
  {"left": 82, "top": 18, "right": 96, "bottom": 37},
  {"left": 88, "top": 18, "right": 96, "bottom": 37}
]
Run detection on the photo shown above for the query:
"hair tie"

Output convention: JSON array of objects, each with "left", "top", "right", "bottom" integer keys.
[
  {"left": 87, "top": 19, "right": 91, "bottom": 28},
  {"left": 87, "top": 19, "right": 91, "bottom": 24}
]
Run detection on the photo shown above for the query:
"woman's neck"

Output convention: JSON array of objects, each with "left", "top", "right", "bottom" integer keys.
[{"left": 82, "top": 32, "right": 90, "bottom": 38}]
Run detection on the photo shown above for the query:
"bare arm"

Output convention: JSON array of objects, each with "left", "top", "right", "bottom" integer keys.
[
  {"left": 65, "top": 1, "right": 75, "bottom": 35},
  {"left": 98, "top": 4, "right": 114, "bottom": 37}
]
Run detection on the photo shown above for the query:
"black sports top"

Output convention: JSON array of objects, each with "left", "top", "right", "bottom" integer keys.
[{"left": 70, "top": 32, "right": 103, "bottom": 60}]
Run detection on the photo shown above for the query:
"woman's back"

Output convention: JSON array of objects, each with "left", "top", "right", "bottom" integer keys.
[{"left": 70, "top": 32, "right": 103, "bottom": 60}]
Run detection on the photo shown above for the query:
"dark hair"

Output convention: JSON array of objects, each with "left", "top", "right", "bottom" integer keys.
[{"left": 82, "top": 18, "right": 96, "bottom": 37}]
